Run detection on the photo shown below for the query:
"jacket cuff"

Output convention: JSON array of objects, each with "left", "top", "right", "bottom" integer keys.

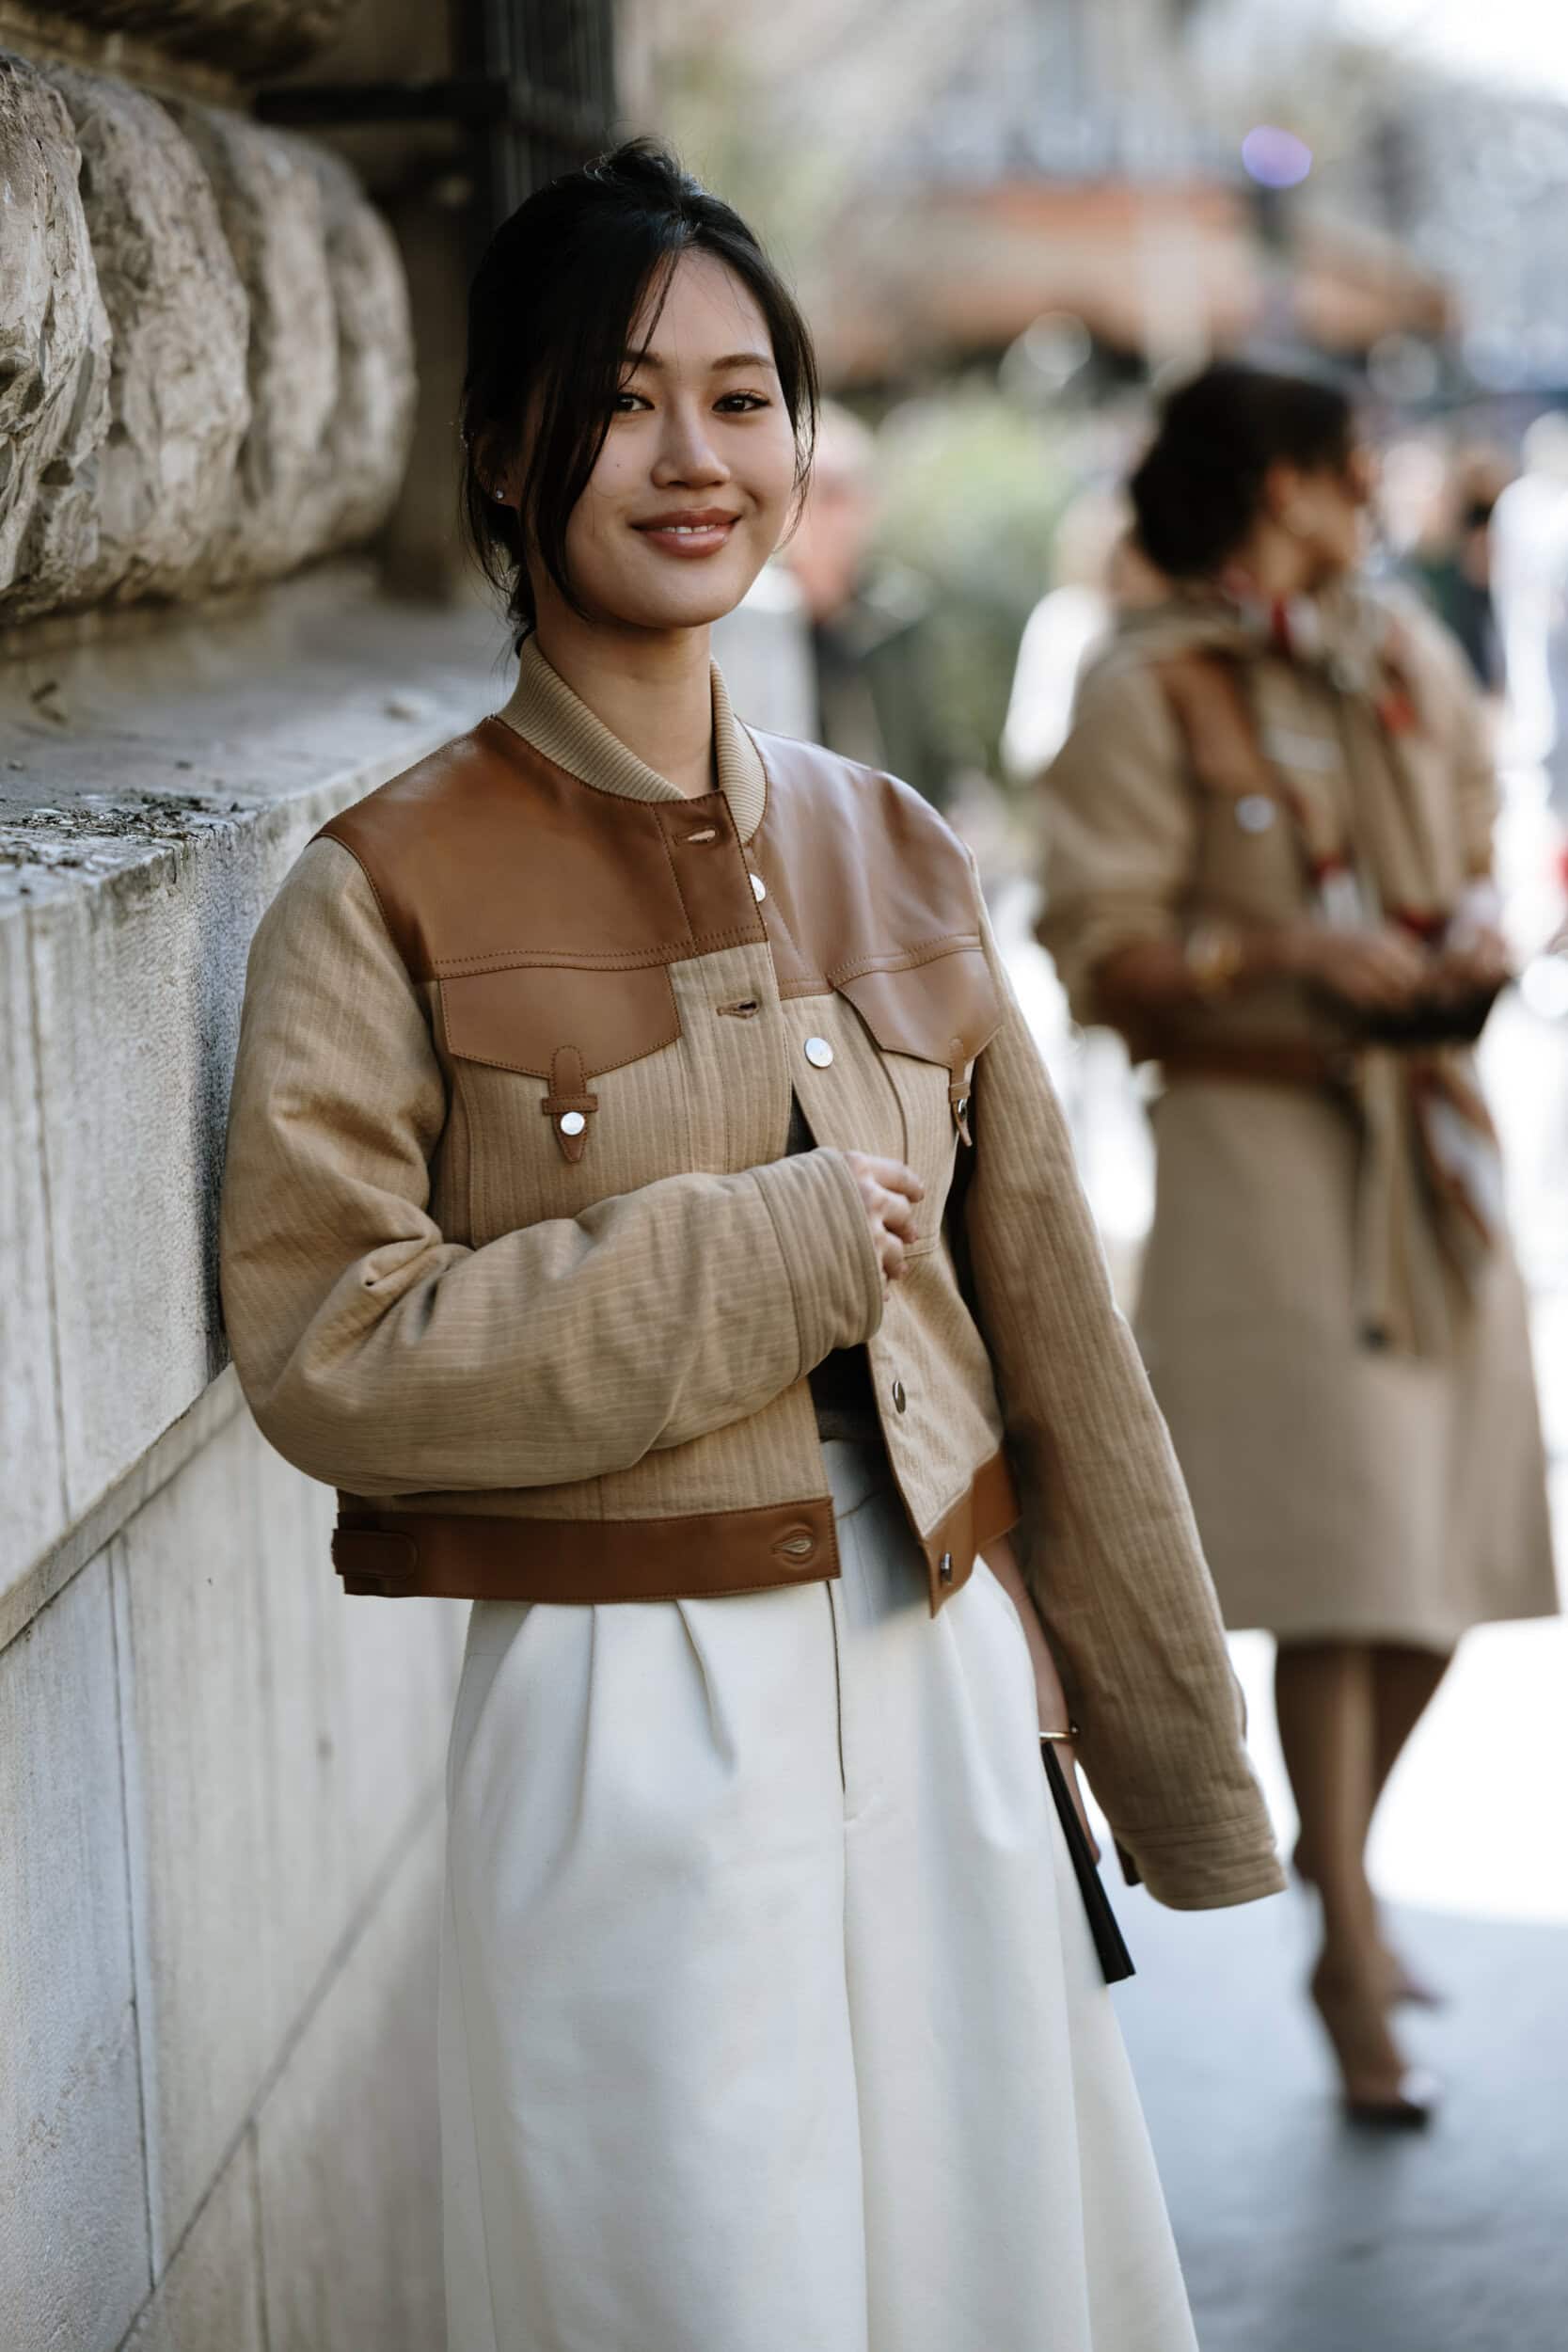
[
  {"left": 1117, "top": 1816, "right": 1288, "bottom": 1913},
  {"left": 750, "top": 1148, "right": 885, "bottom": 1375}
]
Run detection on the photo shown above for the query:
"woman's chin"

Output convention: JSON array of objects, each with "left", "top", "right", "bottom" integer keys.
[{"left": 587, "top": 546, "right": 766, "bottom": 630}]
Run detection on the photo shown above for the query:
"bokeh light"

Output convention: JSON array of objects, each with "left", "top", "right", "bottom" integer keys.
[{"left": 1241, "top": 124, "right": 1314, "bottom": 188}]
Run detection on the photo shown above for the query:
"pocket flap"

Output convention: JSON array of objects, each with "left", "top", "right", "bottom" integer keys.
[
  {"left": 439, "top": 963, "right": 680, "bottom": 1078},
  {"left": 835, "top": 946, "right": 1002, "bottom": 1071}
]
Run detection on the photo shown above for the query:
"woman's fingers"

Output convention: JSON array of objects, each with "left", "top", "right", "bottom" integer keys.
[
  {"left": 843, "top": 1152, "right": 924, "bottom": 1283},
  {"left": 851, "top": 1152, "right": 924, "bottom": 1204}
]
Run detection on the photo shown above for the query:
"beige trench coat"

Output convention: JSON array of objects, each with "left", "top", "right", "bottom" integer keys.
[{"left": 1038, "top": 590, "right": 1557, "bottom": 1647}]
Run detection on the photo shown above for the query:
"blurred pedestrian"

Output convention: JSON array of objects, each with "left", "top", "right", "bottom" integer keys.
[
  {"left": 784, "top": 398, "right": 960, "bottom": 807},
  {"left": 220, "top": 147, "right": 1283, "bottom": 2352},
  {"left": 1037, "top": 360, "right": 1557, "bottom": 2126},
  {"left": 1403, "top": 445, "right": 1511, "bottom": 694}
]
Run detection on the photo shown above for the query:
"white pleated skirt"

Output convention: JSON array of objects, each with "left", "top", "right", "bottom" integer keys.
[{"left": 439, "top": 1439, "right": 1196, "bottom": 2352}]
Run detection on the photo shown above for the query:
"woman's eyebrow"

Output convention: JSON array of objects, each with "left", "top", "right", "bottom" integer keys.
[{"left": 622, "top": 348, "right": 776, "bottom": 373}]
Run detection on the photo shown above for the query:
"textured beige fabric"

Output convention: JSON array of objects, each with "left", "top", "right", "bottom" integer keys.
[
  {"left": 497, "top": 632, "right": 768, "bottom": 841},
  {"left": 220, "top": 648, "right": 1285, "bottom": 1908},
  {"left": 1037, "top": 595, "right": 1558, "bottom": 1645}
]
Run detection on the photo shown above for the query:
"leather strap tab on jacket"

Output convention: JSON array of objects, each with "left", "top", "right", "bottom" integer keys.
[
  {"left": 331, "top": 1495, "right": 841, "bottom": 1603},
  {"left": 541, "top": 1044, "right": 597, "bottom": 1163}
]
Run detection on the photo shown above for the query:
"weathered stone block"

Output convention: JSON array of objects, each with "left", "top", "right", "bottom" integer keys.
[
  {"left": 123, "top": 2131, "right": 266, "bottom": 2352},
  {"left": 307, "top": 143, "right": 418, "bottom": 552},
  {"left": 255, "top": 1811, "right": 446, "bottom": 2352},
  {"left": 0, "top": 1559, "right": 149, "bottom": 2352},
  {"left": 112, "top": 1404, "right": 458, "bottom": 2262},
  {"left": 40, "top": 65, "right": 251, "bottom": 606},
  {"left": 165, "top": 103, "right": 340, "bottom": 585},
  {"left": 66, "top": 2, "right": 352, "bottom": 81},
  {"left": 0, "top": 53, "right": 111, "bottom": 618},
  {"left": 0, "top": 902, "right": 66, "bottom": 1589},
  {"left": 29, "top": 813, "right": 281, "bottom": 1518}
]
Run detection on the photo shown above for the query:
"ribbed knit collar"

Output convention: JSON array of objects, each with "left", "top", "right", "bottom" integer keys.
[{"left": 494, "top": 635, "right": 768, "bottom": 844}]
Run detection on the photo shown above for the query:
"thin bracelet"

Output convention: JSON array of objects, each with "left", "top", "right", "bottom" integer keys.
[{"left": 1040, "top": 1724, "right": 1080, "bottom": 1744}]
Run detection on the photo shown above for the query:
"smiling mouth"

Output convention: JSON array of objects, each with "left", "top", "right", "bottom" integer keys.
[{"left": 631, "top": 514, "right": 740, "bottom": 557}]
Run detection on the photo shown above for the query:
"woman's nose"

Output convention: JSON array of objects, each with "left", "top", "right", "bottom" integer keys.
[{"left": 653, "top": 403, "right": 729, "bottom": 485}]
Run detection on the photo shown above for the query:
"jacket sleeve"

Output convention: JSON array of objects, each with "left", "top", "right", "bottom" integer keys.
[
  {"left": 1034, "top": 656, "right": 1196, "bottom": 1025},
  {"left": 218, "top": 839, "right": 884, "bottom": 1498},
  {"left": 960, "top": 867, "right": 1284, "bottom": 1912}
]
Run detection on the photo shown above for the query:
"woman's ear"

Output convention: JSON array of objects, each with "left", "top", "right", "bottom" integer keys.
[{"left": 472, "top": 425, "right": 517, "bottom": 510}]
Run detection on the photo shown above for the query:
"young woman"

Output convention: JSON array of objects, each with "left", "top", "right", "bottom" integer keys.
[
  {"left": 220, "top": 146, "right": 1282, "bottom": 2352},
  {"left": 1038, "top": 362, "right": 1557, "bottom": 2127}
]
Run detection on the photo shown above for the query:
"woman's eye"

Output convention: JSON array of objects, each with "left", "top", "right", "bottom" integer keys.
[
  {"left": 612, "top": 389, "right": 652, "bottom": 414},
  {"left": 717, "top": 392, "right": 769, "bottom": 413}
]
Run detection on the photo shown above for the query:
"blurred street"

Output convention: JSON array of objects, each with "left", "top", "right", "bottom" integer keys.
[{"left": 996, "top": 796, "right": 1568, "bottom": 2352}]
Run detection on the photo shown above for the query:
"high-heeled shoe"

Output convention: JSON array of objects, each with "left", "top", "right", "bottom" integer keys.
[
  {"left": 1307, "top": 1959, "right": 1441, "bottom": 2128},
  {"left": 1292, "top": 1842, "right": 1446, "bottom": 2010}
]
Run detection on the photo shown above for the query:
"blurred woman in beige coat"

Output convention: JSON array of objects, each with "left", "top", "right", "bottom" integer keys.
[{"left": 1038, "top": 363, "right": 1557, "bottom": 2125}]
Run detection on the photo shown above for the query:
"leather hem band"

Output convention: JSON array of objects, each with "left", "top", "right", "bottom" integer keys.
[{"left": 332, "top": 1493, "right": 841, "bottom": 1602}]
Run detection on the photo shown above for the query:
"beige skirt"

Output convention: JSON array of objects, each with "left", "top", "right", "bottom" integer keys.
[
  {"left": 1136, "top": 1078, "right": 1557, "bottom": 1647},
  {"left": 439, "top": 1438, "right": 1197, "bottom": 2352}
]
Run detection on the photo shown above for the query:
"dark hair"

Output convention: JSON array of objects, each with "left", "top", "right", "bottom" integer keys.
[
  {"left": 459, "top": 138, "right": 819, "bottom": 643},
  {"left": 1129, "top": 361, "right": 1356, "bottom": 579}
]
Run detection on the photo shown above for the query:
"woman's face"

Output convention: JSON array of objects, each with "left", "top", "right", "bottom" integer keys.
[
  {"left": 535, "top": 251, "right": 800, "bottom": 636},
  {"left": 1273, "top": 443, "right": 1375, "bottom": 584}
]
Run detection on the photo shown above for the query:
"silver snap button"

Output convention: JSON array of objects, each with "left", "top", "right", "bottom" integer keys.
[
  {"left": 892, "top": 1379, "right": 907, "bottom": 1414},
  {"left": 750, "top": 871, "right": 768, "bottom": 901},
  {"left": 1236, "top": 794, "right": 1276, "bottom": 834},
  {"left": 559, "top": 1110, "right": 586, "bottom": 1137},
  {"left": 955, "top": 1094, "right": 970, "bottom": 1120},
  {"left": 938, "top": 1551, "right": 954, "bottom": 1584},
  {"left": 803, "top": 1036, "right": 833, "bottom": 1069}
]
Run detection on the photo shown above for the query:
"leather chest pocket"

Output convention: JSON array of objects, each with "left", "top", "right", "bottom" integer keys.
[
  {"left": 836, "top": 946, "right": 1002, "bottom": 1254},
  {"left": 439, "top": 962, "right": 681, "bottom": 1168}
]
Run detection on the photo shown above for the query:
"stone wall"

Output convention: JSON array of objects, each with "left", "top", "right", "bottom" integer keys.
[
  {"left": 0, "top": 574, "right": 510, "bottom": 2352},
  {"left": 0, "top": 6, "right": 474, "bottom": 2345},
  {"left": 0, "top": 43, "right": 414, "bottom": 624}
]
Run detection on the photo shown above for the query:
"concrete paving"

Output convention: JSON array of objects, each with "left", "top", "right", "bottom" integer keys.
[{"left": 1115, "top": 1884, "right": 1568, "bottom": 2352}]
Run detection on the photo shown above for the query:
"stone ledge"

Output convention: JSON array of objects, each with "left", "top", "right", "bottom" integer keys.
[{"left": 0, "top": 564, "right": 511, "bottom": 1613}]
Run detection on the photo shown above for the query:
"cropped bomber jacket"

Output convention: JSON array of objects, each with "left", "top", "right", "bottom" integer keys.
[{"left": 218, "top": 639, "right": 1284, "bottom": 1910}]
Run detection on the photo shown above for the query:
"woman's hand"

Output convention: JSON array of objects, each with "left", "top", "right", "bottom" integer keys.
[
  {"left": 843, "top": 1152, "right": 923, "bottom": 1284},
  {"left": 1275, "top": 920, "right": 1432, "bottom": 1011},
  {"left": 1431, "top": 923, "right": 1512, "bottom": 999}
]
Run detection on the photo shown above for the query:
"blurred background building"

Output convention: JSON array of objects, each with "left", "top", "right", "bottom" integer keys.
[{"left": 2, "top": 4, "right": 1563, "bottom": 2349}]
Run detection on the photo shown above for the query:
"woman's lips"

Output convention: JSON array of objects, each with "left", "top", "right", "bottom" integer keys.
[{"left": 631, "top": 516, "right": 738, "bottom": 559}]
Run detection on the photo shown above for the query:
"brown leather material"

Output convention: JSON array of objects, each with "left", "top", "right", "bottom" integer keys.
[
  {"left": 921, "top": 1446, "right": 1021, "bottom": 1615},
  {"left": 318, "top": 719, "right": 768, "bottom": 980},
  {"left": 331, "top": 1494, "right": 841, "bottom": 1603},
  {"left": 439, "top": 961, "right": 680, "bottom": 1078},
  {"left": 747, "top": 731, "right": 1005, "bottom": 1060},
  {"left": 329, "top": 1455, "right": 1019, "bottom": 1611},
  {"left": 832, "top": 951, "right": 1001, "bottom": 1072},
  {"left": 320, "top": 722, "right": 1004, "bottom": 1089},
  {"left": 1160, "top": 1040, "right": 1360, "bottom": 1089},
  {"left": 543, "top": 1046, "right": 596, "bottom": 1163}
]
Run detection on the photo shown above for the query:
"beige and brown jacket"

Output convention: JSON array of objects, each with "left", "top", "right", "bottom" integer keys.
[{"left": 219, "top": 637, "right": 1283, "bottom": 1909}]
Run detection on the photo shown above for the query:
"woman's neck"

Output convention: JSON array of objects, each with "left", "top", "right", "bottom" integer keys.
[{"left": 530, "top": 607, "right": 717, "bottom": 800}]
